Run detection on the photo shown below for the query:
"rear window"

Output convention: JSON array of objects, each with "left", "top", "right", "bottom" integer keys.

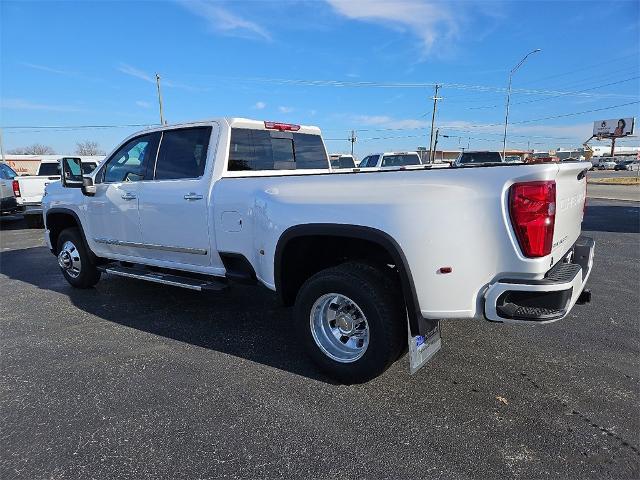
[
  {"left": 381, "top": 154, "right": 421, "bottom": 167},
  {"left": 38, "top": 163, "right": 60, "bottom": 176},
  {"left": 228, "top": 129, "right": 327, "bottom": 171},
  {"left": 458, "top": 152, "right": 503, "bottom": 164},
  {"left": 82, "top": 162, "right": 98, "bottom": 174}
]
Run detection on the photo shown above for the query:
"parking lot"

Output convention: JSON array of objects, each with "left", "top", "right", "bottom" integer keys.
[{"left": 0, "top": 198, "right": 638, "bottom": 479}]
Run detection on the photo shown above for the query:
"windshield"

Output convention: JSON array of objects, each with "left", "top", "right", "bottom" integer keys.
[
  {"left": 38, "top": 163, "right": 60, "bottom": 176},
  {"left": 381, "top": 154, "right": 421, "bottom": 167},
  {"left": 458, "top": 152, "right": 503, "bottom": 165}
]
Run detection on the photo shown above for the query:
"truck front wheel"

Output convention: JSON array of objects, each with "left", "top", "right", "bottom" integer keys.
[
  {"left": 56, "top": 228, "right": 101, "bottom": 288},
  {"left": 294, "top": 262, "right": 405, "bottom": 384}
]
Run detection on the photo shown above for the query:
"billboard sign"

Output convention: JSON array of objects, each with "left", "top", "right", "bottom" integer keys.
[{"left": 593, "top": 118, "right": 635, "bottom": 138}]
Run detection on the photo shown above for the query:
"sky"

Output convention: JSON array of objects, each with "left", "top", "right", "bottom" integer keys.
[{"left": 1, "top": 0, "right": 639, "bottom": 158}]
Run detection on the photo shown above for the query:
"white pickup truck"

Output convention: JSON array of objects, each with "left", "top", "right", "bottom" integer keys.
[
  {"left": 14, "top": 158, "right": 100, "bottom": 227},
  {"left": 43, "top": 118, "right": 594, "bottom": 383}
]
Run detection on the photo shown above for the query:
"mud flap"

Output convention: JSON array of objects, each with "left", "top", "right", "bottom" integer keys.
[{"left": 408, "top": 318, "right": 442, "bottom": 375}]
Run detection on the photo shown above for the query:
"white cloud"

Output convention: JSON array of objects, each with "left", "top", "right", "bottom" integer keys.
[
  {"left": 177, "top": 0, "right": 271, "bottom": 41},
  {"left": 117, "top": 64, "right": 203, "bottom": 91},
  {"left": 118, "top": 63, "right": 154, "bottom": 83},
  {"left": 136, "top": 100, "right": 152, "bottom": 108},
  {"left": 325, "top": 0, "right": 458, "bottom": 54},
  {"left": 21, "top": 63, "right": 75, "bottom": 76},
  {"left": 278, "top": 106, "right": 294, "bottom": 113},
  {"left": 0, "top": 98, "right": 83, "bottom": 112},
  {"left": 254, "top": 101, "right": 266, "bottom": 109},
  {"left": 353, "top": 115, "right": 429, "bottom": 129}
]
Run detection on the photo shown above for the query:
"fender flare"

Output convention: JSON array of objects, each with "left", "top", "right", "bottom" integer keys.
[
  {"left": 45, "top": 207, "right": 93, "bottom": 259},
  {"left": 274, "top": 223, "right": 431, "bottom": 336}
]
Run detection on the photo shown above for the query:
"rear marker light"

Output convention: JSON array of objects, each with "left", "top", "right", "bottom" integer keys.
[
  {"left": 509, "top": 180, "right": 556, "bottom": 258},
  {"left": 438, "top": 267, "right": 453, "bottom": 274},
  {"left": 264, "top": 121, "right": 300, "bottom": 132},
  {"left": 12, "top": 180, "right": 21, "bottom": 197}
]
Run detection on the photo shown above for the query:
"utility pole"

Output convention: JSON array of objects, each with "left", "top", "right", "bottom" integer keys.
[
  {"left": 349, "top": 130, "right": 357, "bottom": 156},
  {"left": 0, "top": 128, "right": 5, "bottom": 163},
  {"left": 156, "top": 73, "right": 165, "bottom": 125},
  {"left": 610, "top": 137, "right": 616, "bottom": 157},
  {"left": 428, "top": 84, "right": 442, "bottom": 164},
  {"left": 431, "top": 129, "right": 440, "bottom": 163}
]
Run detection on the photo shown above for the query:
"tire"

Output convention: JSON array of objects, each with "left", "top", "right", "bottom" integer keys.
[
  {"left": 294, "top": 262, "right": 405, "bottom": 384},
  {"left": 56, "top": 227, "right": 101, "bottom": 288},
  {"left": 25, "top": 214, "right": 44, "bottom": 229}
]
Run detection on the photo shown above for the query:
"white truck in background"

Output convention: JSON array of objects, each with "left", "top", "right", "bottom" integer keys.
[
  {"left": 43, "top": 118, "right": 594, "bottom": 383},
  {"left": 0, "top": 162, "right": 21, "bottom": 215},
  {"left": 14, "top": 157, "right": 100, "bottom": 227}
]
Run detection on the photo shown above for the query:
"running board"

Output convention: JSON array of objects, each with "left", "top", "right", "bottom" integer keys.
[{"left": 98, "top": 264, "right": 227, "bottom": 291}]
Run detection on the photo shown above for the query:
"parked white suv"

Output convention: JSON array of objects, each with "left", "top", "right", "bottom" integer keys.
[
  {"left": 43, "top": 118, "right": 594, "bottom": 383},
  {"left": 359, "top": 152, "right": 422, "bottom": 168}
]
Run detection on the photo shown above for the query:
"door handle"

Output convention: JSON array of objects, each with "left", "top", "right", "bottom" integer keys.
[
  {"left": 184, "top": 193, "right": 203, "bottom": 201},
  {"left": 121, "top": 192, "right": 137, "bottom": 200}
]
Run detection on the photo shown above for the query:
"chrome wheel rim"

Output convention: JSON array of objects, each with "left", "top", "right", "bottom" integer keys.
[
  {"left": 310, "top": 293, "right": 369, "bottom": 363},
  {"left": 57, "top": 240, "right": 82, "bottom": 278}
]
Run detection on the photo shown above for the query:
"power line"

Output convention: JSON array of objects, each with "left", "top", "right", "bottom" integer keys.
[
  {"left": 221, "top": 75, "right": 632, "bottom": 99},
  {"left": 517, "top": 53, "right": 639, "bottom": 86},
  {"left": 468, "top": 76, "right": 640, "bottom": 110},
  {"left": 2, "top": 123, "right": 159, "bottom": 131}
]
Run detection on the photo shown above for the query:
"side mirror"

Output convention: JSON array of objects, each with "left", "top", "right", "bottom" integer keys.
[
  {"left": 81, "top": 176, "right": 96, "bottom": 196},
  {"left": 60, "top": 157, "right": 83, "bottom": 188}
]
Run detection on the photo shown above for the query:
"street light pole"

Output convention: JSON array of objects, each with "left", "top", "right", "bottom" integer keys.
[
  {"left": 156, "top": 73, "right": 165, "bottom": 125},
  {"left": 502, "top": 49, "right": 541, "bottom": 159}
]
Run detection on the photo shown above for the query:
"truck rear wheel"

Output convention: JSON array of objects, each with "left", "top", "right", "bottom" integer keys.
[
  {"left": 294, "top": 262, "right": 405, "bottom": 384},
  {"left": 56, "top": 228, "right": 101, "bottom": 288}
]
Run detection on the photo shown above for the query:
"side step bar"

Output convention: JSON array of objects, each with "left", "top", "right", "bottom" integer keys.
[{"left": 98, "top": 264, "right": 227, "bottom": 292}]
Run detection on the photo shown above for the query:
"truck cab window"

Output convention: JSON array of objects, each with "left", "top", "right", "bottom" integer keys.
[
  {"left": 228, "top": 129, "right": 328, "bottom": 171},
  {"left": 154, "top": 127, "right": 212, "bottom": 180},
  {"left": 102, "top": 135, "right": 156, "bottom": 183}
]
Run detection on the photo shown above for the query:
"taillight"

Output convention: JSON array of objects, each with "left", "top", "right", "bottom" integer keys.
[
  {"left": 509, "top": 180, "right": 556, "bottom": 258},
  {"left": 12, "top": 180, "right": 21, "bottom": 197},
  {"left": 264, "top": 121, "right": 300, "bottom": 132}
]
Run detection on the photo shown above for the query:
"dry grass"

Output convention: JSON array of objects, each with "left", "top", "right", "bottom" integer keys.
[{"left": 588, "top": 176, "right": 640, "bottom": 185}]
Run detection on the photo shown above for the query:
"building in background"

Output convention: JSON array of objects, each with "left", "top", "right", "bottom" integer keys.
[{"left": 2, "top": 155, "right": 105, "bottom": 175}]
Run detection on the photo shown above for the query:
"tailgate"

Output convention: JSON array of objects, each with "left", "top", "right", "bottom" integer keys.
[
  {"left": 17, "top": 176, "right": 59, "bottom": 204},
  {"left": 552, "top": 162, "right": 588, "bottom": 257}
]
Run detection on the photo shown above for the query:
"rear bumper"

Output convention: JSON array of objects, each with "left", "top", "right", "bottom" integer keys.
[
  {"left": 1, "top": 196, "right": 20, "bottom": 214},
  {"left": 20, "top": 202, "right": 43, "bottom": 216},
  {"left": 484, "top": 236, "right": 595, "bottom": 324}
]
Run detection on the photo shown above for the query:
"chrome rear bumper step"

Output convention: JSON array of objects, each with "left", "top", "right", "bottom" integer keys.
[{"left": 98, "top": 264, "right": 227, "bottom": 291}]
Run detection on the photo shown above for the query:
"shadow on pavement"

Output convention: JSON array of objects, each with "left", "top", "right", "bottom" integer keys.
[
  {"left": 0, "top": 245, "right": 335, "bottom": 384},
  {"left": 0, "top": 215, "right": 27, "bottom": 231},
  {"left": 582, "top": 204, "right": 640, "bottom": 234}
]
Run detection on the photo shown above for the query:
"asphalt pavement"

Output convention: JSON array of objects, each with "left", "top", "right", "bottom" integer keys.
[{"left": 1, "top": 199, "right": 639, "bottom": 480}]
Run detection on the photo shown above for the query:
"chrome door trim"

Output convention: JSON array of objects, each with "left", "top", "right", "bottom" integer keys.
[{"left": 94, "top": 237, "right": 207, "bottom": 255}]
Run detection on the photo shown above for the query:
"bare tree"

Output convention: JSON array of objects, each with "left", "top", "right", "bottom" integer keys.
[
  {"left": 7, "top": 144, "right": 56, "bottom": 155},
  {"left": 75, "top": 141, "right": 105, "bottom": 156}
]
